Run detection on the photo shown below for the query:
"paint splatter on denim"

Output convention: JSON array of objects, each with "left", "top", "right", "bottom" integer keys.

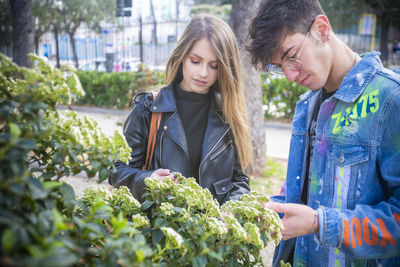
[{"left": 272, "top": 52, "right": 400, "bottom": 267}]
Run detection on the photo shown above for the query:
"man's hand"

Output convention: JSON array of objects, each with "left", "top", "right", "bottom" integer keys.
[{"left": 263, "top": 202, "right": 318, "bottom": 240}]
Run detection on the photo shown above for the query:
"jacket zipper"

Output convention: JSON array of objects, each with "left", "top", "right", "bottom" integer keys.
[
  {"left": 198, "top": 127, "right": 230, "bottom": 186},
  {"left": 209, "top": 140, "right": 232, "bottom": 161}
]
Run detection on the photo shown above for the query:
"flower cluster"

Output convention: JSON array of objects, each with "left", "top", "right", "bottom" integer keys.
[{"left": 143, "top": 173, "right": 284, "bottom": 265}]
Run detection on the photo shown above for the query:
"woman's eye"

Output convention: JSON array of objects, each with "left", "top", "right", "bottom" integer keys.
[
  {"left": 210, "top": 63, "right": 218, "bottom": 69},
  {"left": 191, "top": 59, "right": 200, "bottom": 64}
]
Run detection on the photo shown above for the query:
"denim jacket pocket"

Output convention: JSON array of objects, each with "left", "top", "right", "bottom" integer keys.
[
  {"left": 213, "top": 177, "right": 233, "bottom": 196},
  {"left": 328, "top": 144, "right": 369, "bottom": 208}
]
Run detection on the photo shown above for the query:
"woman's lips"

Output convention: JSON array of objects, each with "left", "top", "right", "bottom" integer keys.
[{"left": 193, "top": 78, "right": 207, "bottom": 86}]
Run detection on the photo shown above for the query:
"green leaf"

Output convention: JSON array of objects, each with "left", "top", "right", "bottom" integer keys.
[
  {"left": 43, "top": 181, "right": 60, "bottom": 190},
  {"left": 152, "top": 229, "right": 163, "bottom": 248},
  {"left": 141, "top": 200, "right": 153, "bottom": 210},
  {"left": 98, "top": 167, "right": 110, "bottom": 183},
  {"left": 192, "top": 255, "right": 207, "bottom": 267},
  {"left": 27, "top": 177, "right": 47, "bottom": 199},
  {"left": 61, "top": 182, "right": 76, "bottom": 213},
  {"left": 8, "top": 122, "right": 21, "bottom": 139},
  {"left": 2, "top": 228, "right": 13, "bottom": 253}
]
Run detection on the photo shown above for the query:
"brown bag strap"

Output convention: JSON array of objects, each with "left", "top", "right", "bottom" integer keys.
[{"left": 142, "top": 92, "right": 161, "bottom": 170}]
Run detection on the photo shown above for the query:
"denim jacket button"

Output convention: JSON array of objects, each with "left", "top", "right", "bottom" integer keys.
[
  {"left": 222, "top": 186, "right": 226, "bottom": 192},
  {"left": 296, "top": 176, "right": 300, "bottom": 180},
  {"left": 152, "top": 106, "right": 158, "bottom": 111},
  {"left": 163, "top": 125, "right": 168, "bottom": 130},
  {"left": 339, "top": 155, "right": 345, "bottom": 164}
]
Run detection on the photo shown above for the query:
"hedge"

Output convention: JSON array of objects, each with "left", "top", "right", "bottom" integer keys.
[{"left": 76, "top": 67, "right": 164, "bottom": 109}]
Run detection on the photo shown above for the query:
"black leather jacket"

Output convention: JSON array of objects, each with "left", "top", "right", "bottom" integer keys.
[{"left": 109, "top": 84, "right": 250, "bottom": 205}]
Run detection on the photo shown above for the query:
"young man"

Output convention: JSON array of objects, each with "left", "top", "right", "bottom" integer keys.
[{"left": 247, "top": 0, "right": 400, "bottom": 266}]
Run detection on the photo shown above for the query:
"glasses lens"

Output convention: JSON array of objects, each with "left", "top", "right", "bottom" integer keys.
[
  {"left": 285, "top": 58, "right": 302, "bottom": 72},
  {"left": 268, "top": 64, "right": 284, "bottom": 75}
]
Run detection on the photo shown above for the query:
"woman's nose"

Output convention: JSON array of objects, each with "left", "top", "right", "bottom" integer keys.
[{"left": 199, "top": 63, "right": 208, "bottom": 77}]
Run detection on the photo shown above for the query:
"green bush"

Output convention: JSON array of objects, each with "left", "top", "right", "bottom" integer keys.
[
  {"left": 0, "top": 53, "right": 284, "bottom": 266},
  {"left": 261, "top": 73, "right": 308, "bottom": 119},
  {"left": 76, "top": 67, "right": 164, "bottom": 109}
]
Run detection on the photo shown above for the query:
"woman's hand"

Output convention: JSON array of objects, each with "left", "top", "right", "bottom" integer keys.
[
  {"left": 150, "top": 169, "right": 177, "bottom": 182},
  {"left": 263, "top": 202, "right": 318, "bottom": 240}
]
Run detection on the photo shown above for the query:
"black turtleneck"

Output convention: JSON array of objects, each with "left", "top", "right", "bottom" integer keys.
[{"left": 174, "top": 85, "right": 211, "bottom": 180}]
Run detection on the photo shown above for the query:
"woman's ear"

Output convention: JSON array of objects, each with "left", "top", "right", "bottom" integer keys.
[{"left": 314, "top": 15, "right": 331, "bottom": 43}]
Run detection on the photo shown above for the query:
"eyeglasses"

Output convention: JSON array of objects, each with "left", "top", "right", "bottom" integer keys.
[{"left": 269, "top": 19, "right": 315, "bottom": 75}]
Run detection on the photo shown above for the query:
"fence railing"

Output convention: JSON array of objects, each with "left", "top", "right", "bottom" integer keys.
[{"left": 3, "top": 19, "right": 400, "bottom": 70}]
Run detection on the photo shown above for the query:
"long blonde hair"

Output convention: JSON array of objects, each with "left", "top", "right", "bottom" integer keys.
[{"left": 164, "top": 14, "right": 252, "bottom": 169}]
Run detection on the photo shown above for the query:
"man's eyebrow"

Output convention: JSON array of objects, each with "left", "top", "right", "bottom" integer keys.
[{"left": 281, "top": 45, "right": 295, "bottom": 61}]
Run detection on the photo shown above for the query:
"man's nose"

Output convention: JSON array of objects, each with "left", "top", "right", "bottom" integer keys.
[{"left": 284, "top": 69, "right": 300, "bottom": 82}]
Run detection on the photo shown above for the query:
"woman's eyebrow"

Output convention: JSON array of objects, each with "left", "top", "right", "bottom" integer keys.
[{"left": 190, "top": 53, "right": 218, "bottom": 62}]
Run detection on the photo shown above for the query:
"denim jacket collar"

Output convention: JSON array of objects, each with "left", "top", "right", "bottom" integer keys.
[
  {"left": 333, "top": 51, "right": 381, "bottom": 103},
  {"left": 298, "top": 51, "right": 383, "bottom": 104}
]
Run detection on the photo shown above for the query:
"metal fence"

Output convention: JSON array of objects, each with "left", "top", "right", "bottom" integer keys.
[
  {"left": 35, "top": 19, "right": 190, "bottom": 71},
  {"left": 2, "top": 19, "right": 400, "bottom": 70}
]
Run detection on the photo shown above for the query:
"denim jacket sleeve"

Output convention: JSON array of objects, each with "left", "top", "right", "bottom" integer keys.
[
  {"left": 108, "top": 93, "right": 154, "bottom": 201},
  {"left": 317, "top": 90, "right": 400, "bottom": 258}
]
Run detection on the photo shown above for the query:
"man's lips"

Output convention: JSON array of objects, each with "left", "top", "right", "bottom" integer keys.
[{"left": 299, "top": 75, "right": 309, "bottom": 87}]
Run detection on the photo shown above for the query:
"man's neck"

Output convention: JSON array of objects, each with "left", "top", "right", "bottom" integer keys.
[{"left": 324, "top": 37, "right": 360, "bottom": 92}]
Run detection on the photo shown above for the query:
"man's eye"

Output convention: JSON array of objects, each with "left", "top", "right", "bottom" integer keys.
[{"left": 288, "top": 53, "right": 297, "bottom": 60}]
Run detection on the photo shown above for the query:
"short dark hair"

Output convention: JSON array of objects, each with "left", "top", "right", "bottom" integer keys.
[{"left": 247, "top": 0, "right": 325, "bottom": 70}]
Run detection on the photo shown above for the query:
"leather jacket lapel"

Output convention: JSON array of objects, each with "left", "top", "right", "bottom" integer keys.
[
  {"left": 164, "top": 111, "right": 189, "bottom": 159},
  {"left": 201, "top": 104, "right": 230, "bottom": 162}
]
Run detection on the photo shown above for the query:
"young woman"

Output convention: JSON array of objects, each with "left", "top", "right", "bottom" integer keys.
[{"left": 109, "top": 14, "right": 253, "bottom": 205}]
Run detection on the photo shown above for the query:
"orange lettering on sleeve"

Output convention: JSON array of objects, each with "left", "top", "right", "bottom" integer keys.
[
  {"left": 362, "top": 217, "right": 379, "bottom": 245},
  {"left": 351, "top": 218, "right": 363, "bottom": 248},
  {"left": 377, "top": 218, "right": 396, "bottom": 246},
  {"left": 394, "top": 213, "right": 400, "bottom": 225},
  {"left": 343, "top": 219, "right": 350, "bottom": 247}
]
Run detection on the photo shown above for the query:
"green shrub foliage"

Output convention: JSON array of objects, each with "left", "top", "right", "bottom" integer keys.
[
  {"left": 0, "top": 53, "right": 283, "bottom": 266},
  {"left": 261, "top": 73, "right": 308, "bottom": 119},
  {"left": 76, "top": 67, "right": 164, "bottom": 109}
]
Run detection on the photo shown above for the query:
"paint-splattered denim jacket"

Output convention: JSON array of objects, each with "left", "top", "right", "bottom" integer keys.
[{"left": 272, "top": 52, "right": 400, "bottom": 267}]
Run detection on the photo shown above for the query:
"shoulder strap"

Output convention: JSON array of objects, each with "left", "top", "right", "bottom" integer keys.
[{"left": 142, "top": 92, "right": 161, "bottom": 170}]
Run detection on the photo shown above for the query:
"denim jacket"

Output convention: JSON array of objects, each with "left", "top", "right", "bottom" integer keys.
[{"left": 272, "top": 52, "right": 400, "bottom": 266}]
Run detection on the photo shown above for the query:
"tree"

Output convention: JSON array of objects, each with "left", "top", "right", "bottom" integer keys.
[
  {"left": 149, "top": 0, "right": 158, "bottom": 45},
  {"left": 9, "top": 0, "right": 34, "bottom": 68},
  {"left": 32, "top": 0, "right": 58, "bottom": 55},
  {"left": 53, "top": 0, "right": 115, "bottom": 69},
  {"left": 0, "top": 0, "right": 13, "bottom": 53},
  {"left": 361, "top": 0, "right": 400, "bottom": 63},
  {"left": 320, "top": 0, "right": 400, "bottom": 63},
  {"left": 190, "top": 4, "right": 232, "bottom": 22},
  {"left": 230, "top": 0, "right": 266, "bottom": 176}
]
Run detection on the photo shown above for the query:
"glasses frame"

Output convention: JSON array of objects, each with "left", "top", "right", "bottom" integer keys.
[{"left": 269, "top": 19, "right": 315, "bottom": 75}]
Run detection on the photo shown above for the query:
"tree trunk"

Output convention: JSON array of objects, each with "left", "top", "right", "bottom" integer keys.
[
  {"left": 230, "top": 0, "right": 266, "bottom": 176},
  {"left": 175, "top": 0, "right": 180, "bottom": 40},
  {"left": 379, "top": 13, "right": 390, "bottom": 64},
  {"left": 54, "top": 24, "right": 61, "bottom": 68},
  {"left": 68, "top": 32, "right": 79, "bottom": 69},
  {"left": 10, "top": 0, "right": 34, "bottom": 68},
  {"left": 149, "top": 0, "right": 158, "bottom": 45}
]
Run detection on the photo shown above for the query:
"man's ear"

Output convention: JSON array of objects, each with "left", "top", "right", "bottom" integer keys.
[{"left": 313, "top": 15, "right": 331, "bottom": 43}]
